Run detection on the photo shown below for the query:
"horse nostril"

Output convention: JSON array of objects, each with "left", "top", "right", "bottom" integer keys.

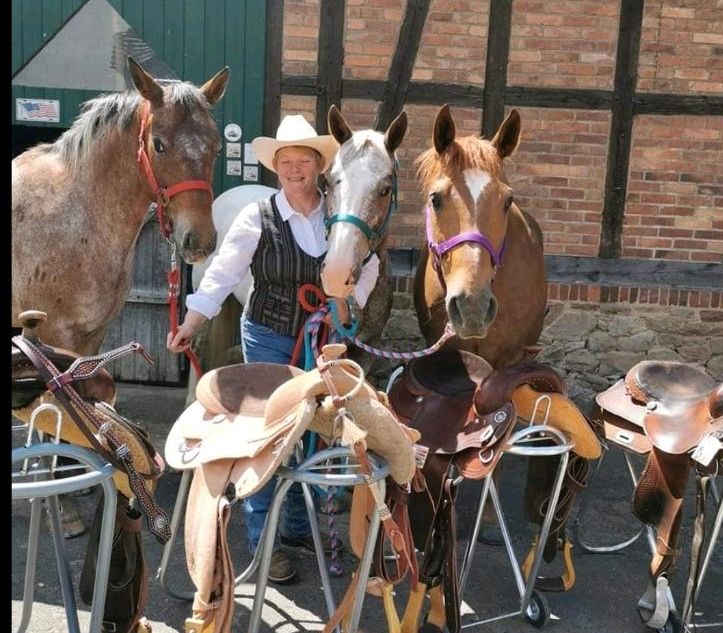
[
  {"left": 448, "top": 295, "right": 463, "bottom": 326},
  {"left": 486, "top": 295, "right": 498, "bottom": 324},
  {"left": 182, "top": 232, "right": 195, "bottom": 253}
]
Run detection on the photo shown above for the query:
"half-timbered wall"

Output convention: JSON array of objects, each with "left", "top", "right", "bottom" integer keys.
[{"left": 263, "top": 0, "right": 723, "bottom": 401}]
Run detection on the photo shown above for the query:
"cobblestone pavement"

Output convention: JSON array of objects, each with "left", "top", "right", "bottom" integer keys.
[{"left": 12, "top": 382, "right": 723, "bottom": 632}]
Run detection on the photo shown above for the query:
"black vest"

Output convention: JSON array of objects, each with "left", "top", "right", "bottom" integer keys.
[{"left": 245, "top": 195, "right": 325, "bottom": 337}]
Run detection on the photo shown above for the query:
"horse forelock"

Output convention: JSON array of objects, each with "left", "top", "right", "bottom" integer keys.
[
  {"left": 332, "top": 129, "right": 391, "bottom": 174},
  {"left": 415, "top": 135, "right": 502, "bottom": 195},
  {"left": 53, "top": 81, "right": 212, "bottom": 171}
]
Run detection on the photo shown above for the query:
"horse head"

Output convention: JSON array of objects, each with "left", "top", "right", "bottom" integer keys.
[
  {"left": 416, "top": 104, "right": 521, "bottom": 339},
  {"left": 129, "top": 57, "right": 229, "bottom": 264},
  {"left": 321, "top": 104, "right": 408, "bottom": 300}
]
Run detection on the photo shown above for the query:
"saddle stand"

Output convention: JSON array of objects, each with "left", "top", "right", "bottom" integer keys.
[
  {"left": 577, "top": 360, "right": 722, "bottom": 633},
  {"left": 387, "top": 349, "right": 601, "bottom": 631}
]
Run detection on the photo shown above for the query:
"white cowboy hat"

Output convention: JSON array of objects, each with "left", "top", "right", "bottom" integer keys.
[{"left": 251, "top": 114, "right": 338, "bottom": 173}]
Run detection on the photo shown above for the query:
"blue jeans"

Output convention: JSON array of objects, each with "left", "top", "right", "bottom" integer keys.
[{"left": 240, "top": 316, "right": 309, "bottom": 553}]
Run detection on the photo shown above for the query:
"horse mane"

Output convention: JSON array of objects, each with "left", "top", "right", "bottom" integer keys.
[
  {"left": 415, "top": 135, "right": 503, "bottom": 194},
  {"left": 48, "top": 81, "right": 211, "bottom": 171}
]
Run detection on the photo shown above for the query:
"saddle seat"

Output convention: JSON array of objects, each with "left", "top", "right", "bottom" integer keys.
[
  {"left": 597, "top": 361, "right": 721, "bottom": 455},
  {"left": 389, "top": 349, "right": 516, "bottom": 480}
]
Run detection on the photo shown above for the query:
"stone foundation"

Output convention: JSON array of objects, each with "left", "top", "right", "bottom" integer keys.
[{"left": 372, "top": 278, "right": 723, "bottom": 413}]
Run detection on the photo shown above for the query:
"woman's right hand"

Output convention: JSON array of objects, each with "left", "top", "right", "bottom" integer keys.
[{"left": 166, "top": 310, "right": 207, "bottom": 353}]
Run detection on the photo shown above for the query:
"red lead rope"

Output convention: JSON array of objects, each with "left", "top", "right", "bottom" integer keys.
[{"left": 167, "top": 245, "right": 203, "bottom": 379}]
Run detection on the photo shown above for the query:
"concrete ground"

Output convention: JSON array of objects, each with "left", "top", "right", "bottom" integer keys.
[{"left": 12, "top": 382, "right": 723, "bottom": 633}]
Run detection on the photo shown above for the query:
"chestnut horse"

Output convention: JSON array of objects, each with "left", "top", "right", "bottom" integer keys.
[
  {"left": 322, "top": 104, "right": 408, "bottom": 371},
  {"left": 414, "top": 105, "right": 547, "bottom": 368},
  {"left": 12, "top": 57, "right": 229, "bottom": 355}
]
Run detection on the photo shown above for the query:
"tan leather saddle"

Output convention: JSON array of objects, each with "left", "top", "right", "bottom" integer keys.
[
  {"left": 387, "top": 349, "right": 602, "bottom": 632},
  {"left": 169, "top": 344, "right": 419, "bottom": 633},
  {"left": 596, "top": 360, "right": 722, "bottom": 629}
]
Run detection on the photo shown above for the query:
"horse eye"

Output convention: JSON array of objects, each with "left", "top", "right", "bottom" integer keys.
[
  {"left": 152, "top": 137, "right": 165, "bottom": 154},
  {"left": 430, "top": 192, "right": 442, "bottom": 211},
  {"left": 505, "top": 195, "right": 514, "bottom": 212},
  {"left": 379, "top": 187, "right": 391, "bottom": 197}
]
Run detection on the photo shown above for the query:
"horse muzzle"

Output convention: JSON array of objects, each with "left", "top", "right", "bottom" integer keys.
[
  {"left": 178, "top": 229, "right": 217, "bottom": 265},
  {"left": 446, "top": 288, "right": 498, "bottom": 339},
  {"left": 320, "top": 259, "right": 360, "bottom": 299}
]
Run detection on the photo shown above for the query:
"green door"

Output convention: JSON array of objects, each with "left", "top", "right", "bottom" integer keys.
[{"left": 12, "top": 0, "right": 266, "bottom": 383}]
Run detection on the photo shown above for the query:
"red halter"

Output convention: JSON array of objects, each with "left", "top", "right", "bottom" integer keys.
[{"left": 136, "top": 100, "right": 213, "bottom": 240}]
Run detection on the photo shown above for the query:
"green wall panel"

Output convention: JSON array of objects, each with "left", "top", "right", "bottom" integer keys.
[{"left": 12, "top": 0, "right": 266, "bottom": 191}]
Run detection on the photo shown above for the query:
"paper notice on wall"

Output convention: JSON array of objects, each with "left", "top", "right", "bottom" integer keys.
[
  {"left": 244, "top": 143, "right": 258, "bottom": 164},
  {"left": 226, "top": 160, "right": 242, "bottom": 176},
  {"left": 243, "top": 166, "right": 259, "bottom": 182}
]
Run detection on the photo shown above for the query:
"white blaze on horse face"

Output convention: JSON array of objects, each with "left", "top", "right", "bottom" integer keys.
[
  {"left": 323, "top": 130, "right": 390, "bottom": 297},
  {"left": 463, "top": 169, "right": 492, "bottom": 206}
]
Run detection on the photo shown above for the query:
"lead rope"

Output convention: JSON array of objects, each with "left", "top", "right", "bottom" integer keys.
[{"left": 166, "top": 241, "right": 203, "bottom": 379}]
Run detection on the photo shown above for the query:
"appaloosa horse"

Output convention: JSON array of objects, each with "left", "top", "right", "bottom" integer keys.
[
  {"left": 321, "top": 104, "right": 408, "bottom": 371},
  {"left": 414, "top": 105, "right": 547, "bottom": 367},
  {"left": 12, "top": 56, "right": 229, "bottom": 355}
]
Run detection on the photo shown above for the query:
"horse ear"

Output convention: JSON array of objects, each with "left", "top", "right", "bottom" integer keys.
[
  {"left": 200, "top": 67, "right": 230, "bottom": 106},
  {"left": 384, "top": 110, "right": 408, "bottom": 154},
  {"left": 491, "top": 109, "right": 521, "bottom": 159},
  {"left": 433, "top": 104, "right": 456, "bottom": 154},
  {"left": 128, "top": 57, "right": 163, "bottom": 108},
  {"left": 328, "top": 105, "right": 352, "bottom": 145}
]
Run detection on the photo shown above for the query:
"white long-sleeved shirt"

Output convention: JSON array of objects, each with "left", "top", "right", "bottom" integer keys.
[{"left": 187, "top": 188, "right": 380, "bottom": 319}]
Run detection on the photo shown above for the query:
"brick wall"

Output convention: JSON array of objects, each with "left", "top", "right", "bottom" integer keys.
[
  {"left": 505, "top": 107, "right": 610, "bottom": 257},
  {"left": 508, "top": 0, "right": 619, "bottom": 89},
  {"left": 275, "top": 0, "right": 722, "bottom": 264},
  {"left": 638, "top": 1, "right": 723, "bottom": 94},
  {"left": 625, "top": 115, "right": 723, "bottom": 262},
  {"left": 344, "top": 0, "right": 400, "bottom": 81},
  {"left": 413, "top": 1, "right": 489, "bottom": 84}
]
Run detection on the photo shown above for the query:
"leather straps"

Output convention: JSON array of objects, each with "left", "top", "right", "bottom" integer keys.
[{"left": 12, "top": 334, "right": 171, "bottom": 544}]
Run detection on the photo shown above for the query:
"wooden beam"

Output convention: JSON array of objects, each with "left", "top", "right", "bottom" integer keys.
[
  {"left": 283, "top": 76, "right": 721, "bottom": 117},
  {"left": 481, "top": 0, "right": 513, "bottom": 138},
  {"left": 634, "top": 93, "right": 723, "bottom": 116},
  {"left": 315, "top": 0, "right": 345, "bottom": 134},
  {"left": 375, "top": 0, "right": 431, "bottom": 130},
  {"left": 506, "top": 86, "right": 612, "bottom": 110},
  {"left": 261, "top": 0, "right": 283, "bottom": 187},
  {"left": 599, "top": 0, "right": 644, "bottom": 258},
  {"left": 387, "top": 249, "right": 723, "bottom": 291}
]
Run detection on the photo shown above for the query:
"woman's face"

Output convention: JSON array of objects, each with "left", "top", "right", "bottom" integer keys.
[{"left": 274, "top": 146, "right": 323, "bottom": 196}]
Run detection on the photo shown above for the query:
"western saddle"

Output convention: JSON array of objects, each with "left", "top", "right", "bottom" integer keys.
[
  {"left": 387, "top": 348, "right": 602, "bottom": 633},
  {"left": 596, "top": 360, "right": 722, "bottom": 629}
]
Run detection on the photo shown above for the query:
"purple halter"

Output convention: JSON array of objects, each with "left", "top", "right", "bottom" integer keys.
[{"left": 425, "top": 205, "right": 506, "bottom": 290}]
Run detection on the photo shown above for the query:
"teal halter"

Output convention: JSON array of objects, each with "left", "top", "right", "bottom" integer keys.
[{"left": 324, "top": 162, "right": 399, "bottom": 265}]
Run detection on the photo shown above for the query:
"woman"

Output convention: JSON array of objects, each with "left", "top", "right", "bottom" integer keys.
[{"left": 167, "top": 114, "right": 379, "bottom": 584}]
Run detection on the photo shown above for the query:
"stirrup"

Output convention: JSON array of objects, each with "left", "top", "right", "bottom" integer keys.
[
  {"left": 636, "top": 575, "right": 671, "bottom": 630},
  {"left": 521, "top": 535, "right": 576, "bottom": 592}
]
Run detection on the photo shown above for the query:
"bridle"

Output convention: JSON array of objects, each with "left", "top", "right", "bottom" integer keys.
[
  {"left": 136, "top": 100, "right": 214, "bottom": 240},
  {"left": 425, "top": 204, "right": 506, "bottom": 291},
  {"left": 324, "top": 161, "right": 398, "bottom": 265},
  {"left": 136, "top": 99, "right": 210, "bottom": 379}
]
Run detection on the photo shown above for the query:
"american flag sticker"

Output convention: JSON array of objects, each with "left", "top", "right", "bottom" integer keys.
[{"left": 16, "top": 98, "right": 60, "bottom": 123}]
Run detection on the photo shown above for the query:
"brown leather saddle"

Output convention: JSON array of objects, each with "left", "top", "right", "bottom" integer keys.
[
  {"left": 388, "top": 349, "right": 599, "bottom": 632},
  {"left": 596, "top": 360, "right": 723, "bottom": 628}
]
